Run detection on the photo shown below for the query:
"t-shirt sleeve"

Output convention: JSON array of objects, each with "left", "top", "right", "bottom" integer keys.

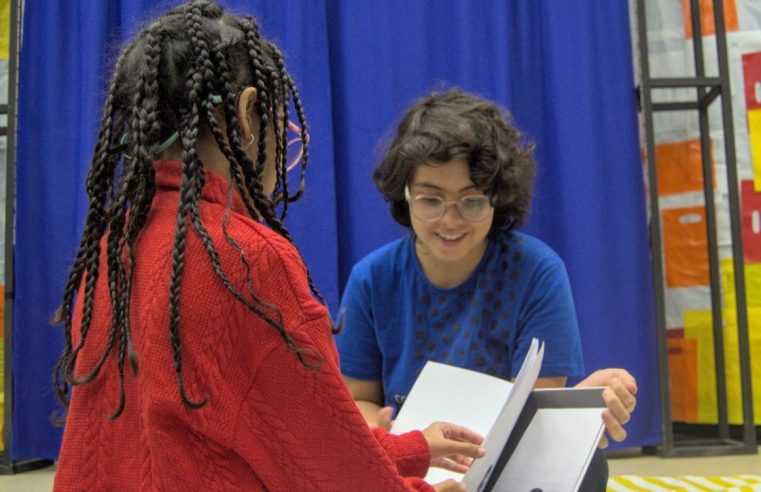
[
  {"left": 334, "top": 264, "right": 384, "bottom": 380},
  {"left": 513, "top": 253, "right": 584, "bottom": 378}
]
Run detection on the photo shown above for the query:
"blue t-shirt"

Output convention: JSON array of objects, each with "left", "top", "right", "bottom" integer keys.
[{"left": 335, "top": 231, "right": 584, "bottom": 412}]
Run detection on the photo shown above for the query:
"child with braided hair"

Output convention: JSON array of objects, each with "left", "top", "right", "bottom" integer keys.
[{"left": 52, "top": 3, "right": 483, "bottom": 491}]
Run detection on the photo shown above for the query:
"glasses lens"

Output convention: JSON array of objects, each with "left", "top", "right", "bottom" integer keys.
[
  {"left": 458, "top": 196, "right": 491, "bottom": 221},
  {"left": 411, "top": 196, "right": 444, "bottom": 221},
  {"left": 408, "top": 190, "right": 492, "bottom": 223}
]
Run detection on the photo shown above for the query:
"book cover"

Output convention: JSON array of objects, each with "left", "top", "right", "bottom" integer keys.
[{"left": 391, "top": 338, "right": 605, "bottom": 491}]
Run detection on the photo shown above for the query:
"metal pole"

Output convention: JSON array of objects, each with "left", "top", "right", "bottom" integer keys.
[
  {"left": 712, "top": 0, "right": 757, "bottom": 452},
  {"left": 636, "top": 0, "right": 674, "bottom": 455},
  {"left": 689, "top": 0, "right": 730, "bottom": 441},
  {"left": 2, "top": 0, "right": 21, "bottom": 468},
  {"left": 0, "top": 0, "right": 53, "bottom": 474}
]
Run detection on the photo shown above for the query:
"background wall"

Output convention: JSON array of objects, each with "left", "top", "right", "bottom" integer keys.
[
  {"left": 642, "top": 0, "right": 761, "bottom": 424},
  {"left": 10, "top": 0, "right": 659, "bottom": 460}
]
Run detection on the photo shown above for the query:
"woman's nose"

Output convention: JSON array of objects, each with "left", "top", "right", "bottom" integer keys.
[{"left": 439, "top": 202, "right": 465, "bottom": 224}]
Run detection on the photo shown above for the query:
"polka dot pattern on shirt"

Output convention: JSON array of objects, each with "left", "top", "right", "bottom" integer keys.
[{"left": 412, "top": 235, "right": 525, "bottom": 377}]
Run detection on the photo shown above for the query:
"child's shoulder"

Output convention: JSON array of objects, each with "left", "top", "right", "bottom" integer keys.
[{"left": 216, "top": 213, "right": 307, "bottom": 279}]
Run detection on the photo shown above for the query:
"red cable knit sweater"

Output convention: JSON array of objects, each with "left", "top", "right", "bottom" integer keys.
[{"left": 54, "top": 161, "right": 434, "bottom": 491}]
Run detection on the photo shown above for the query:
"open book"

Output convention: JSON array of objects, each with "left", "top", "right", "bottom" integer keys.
[{"left": 390, "top": 338, "right": 606, "bottom": 492}]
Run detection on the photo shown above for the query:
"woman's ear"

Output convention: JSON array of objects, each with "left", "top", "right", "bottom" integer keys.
[{"left": 237, "top": 86, "right": 259, "bottom": 141}]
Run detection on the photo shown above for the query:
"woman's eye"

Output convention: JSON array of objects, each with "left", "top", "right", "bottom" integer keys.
[
  {"left": 462, "top": 197, "right": 487, "bottom": 209},
  {"left": 419, "top": 196, "right": 442, "bottom": 206}
]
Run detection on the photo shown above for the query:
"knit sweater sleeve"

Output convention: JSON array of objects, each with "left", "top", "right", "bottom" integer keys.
[
  {"left": 230, "top": 315, "right": 435, "bottom": 492},
  {"left": 372, "top": 427, "right": 430, "bottom": 478}
]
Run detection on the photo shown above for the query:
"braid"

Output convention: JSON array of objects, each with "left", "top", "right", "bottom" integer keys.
[
  {"left": 55, "top": 1, "right": 334, "bottom": 416},
  {"left": 244, "top": 18, "right": 271, "bottom": 181},
  {"left": 188, "top": 10, "right": 280, "bottom": 323},
  {"left": 186, "top": 3, "right": 217, "bottom": 97},
  {"left": 285, "top": 74, "right": 309, "bottom": 203},
  {"left": 158, "top": 2, "right": 214, "bottom": 408},
  {"left": 108, "top": 24, "right": 164, "bottom": 418},
  {"left": 265, "top": 48, "right": 289, "bottom": 219},
  {"left": 206, "top": 40, "right": 279, "bottom": 311},
  {"left": 194, "top": 18, "right": 321, "bottom": 360},
  {"left": 167, "top": 118, "right": 207, "bottom": 409},
  {"left": 208, "top": 22, "right": 305, "bottom": 343},
  {"left": 241, "top": 18, "right": 285, "bottom": 225},
  {"left": 186, "top": 168, "right": 314, "bottom": 363},
  {"left": 53, "top": 45, "right": 131, "bottom": 405},
  {"left": 213, "top": 40, "right": 261, "bottom": 220},
  {"left": 209, "top": 42, "right": 260, "bottom": 218},
  {"left": 272, "top": 93, "right": 288, "bottom": 220},
  {"left": 203, "top": 43, "right": 240, "bottom": 180},
  {"left": 237, "top": 19, "right": 333, "bottom": 332}
]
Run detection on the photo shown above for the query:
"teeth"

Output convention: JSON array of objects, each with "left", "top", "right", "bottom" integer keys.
[{"left": 438, "top": 232, "right": 465, "bottom": 241}]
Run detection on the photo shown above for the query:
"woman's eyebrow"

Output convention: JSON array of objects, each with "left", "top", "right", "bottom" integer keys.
[{"left": 411, "top": 182, "right": 478, "bottom": 193}]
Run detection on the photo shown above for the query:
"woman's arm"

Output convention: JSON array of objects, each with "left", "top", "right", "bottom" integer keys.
[
  {"left": 533, "top": 376, "right": 567, "bottom": 388},
  {"left": 343, "top": 375, "right": 394, "bottom": 428}
]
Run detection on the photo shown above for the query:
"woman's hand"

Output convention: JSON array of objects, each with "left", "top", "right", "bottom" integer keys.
[
  {"left": 422, "top": 422, "right": 486, "bottom": 473},
  {"left": 576, "top": 368, "right": 637, "bottom": 448}
]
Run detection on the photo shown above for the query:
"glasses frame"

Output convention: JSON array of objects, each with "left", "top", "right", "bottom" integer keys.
[
  {"left": 404, "top": 185, "right": 492, "bottom": 223},
  {"left": 285, "top": 119, "right": 308, "bottom": 172}
]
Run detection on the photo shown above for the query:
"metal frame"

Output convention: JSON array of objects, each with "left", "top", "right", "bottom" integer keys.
[
  {"left": 0, "top": 0, "right": 52, "bottom": 474},
  {"left": 637, "top": 0, "right": 756, "bottom": 456}
]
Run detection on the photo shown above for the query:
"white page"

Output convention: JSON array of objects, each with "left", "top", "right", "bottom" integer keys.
[
  {"left": 492, "top": 407, "right": 605, "bottom": 492},
  {"left": 390, "top": 361, "right": 514, "bottom": 483},
  {"left": 391, "top": 362, "right": 513, "bottom": 436},
  {"left": 461, "top": 339, "right": 544, "bottom": 491}
]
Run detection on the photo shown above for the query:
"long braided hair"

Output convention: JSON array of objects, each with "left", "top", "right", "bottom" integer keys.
[{"left": 53, "top": 0, "right": 327, "bottom": 419}]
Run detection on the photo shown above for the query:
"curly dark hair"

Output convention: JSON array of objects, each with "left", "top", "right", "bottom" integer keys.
[
  {"left": 373, "top": 89, "right": 536, "bottom": 234},
  {"left": 52, "top": 0, "right": 327, "bottom": 418}
]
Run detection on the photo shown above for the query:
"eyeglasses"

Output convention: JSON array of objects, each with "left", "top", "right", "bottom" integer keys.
[
  {"left": 404, "top": 185, "right": 492, "bottom": 223},
  {"left": 285, "top": 119, "right": 308, "bottom": 173}
]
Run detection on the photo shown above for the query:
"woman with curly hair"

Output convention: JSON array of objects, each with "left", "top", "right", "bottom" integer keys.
[{"left": 336, "top": 89, "right": 638, "bottom": 490}]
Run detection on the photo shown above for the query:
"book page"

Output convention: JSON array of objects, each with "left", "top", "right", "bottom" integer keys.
[
  {"left": 390, "top": 361, "right": 513, "bottom": 483},
  {"left": 491, "top": 407, "right": 604, "bottom": 492},
  {"left": 462, "top": 338, "right": 544, "bottom": 491},
  {"left": 391, "top": 362, "right": 513, "bottom": 436}
]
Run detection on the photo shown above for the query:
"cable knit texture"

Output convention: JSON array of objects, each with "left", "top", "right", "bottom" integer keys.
[{"left": 54, "top": 161, "right": 434, "bottom": 492}]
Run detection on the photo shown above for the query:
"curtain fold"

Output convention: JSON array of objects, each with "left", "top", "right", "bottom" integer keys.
[
  {"left": 326, "top": 0, "right": 660, "bottom": 449},
  {"left": 13, "top": 0, "right": 657, "bottom": 460}
]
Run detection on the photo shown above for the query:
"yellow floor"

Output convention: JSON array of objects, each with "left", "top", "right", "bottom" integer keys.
[
  {"left": 608, "top": 447, "right": 761, "bottom": 476},
  {"left": 0, "top": 448, "right": 758, "bottom": 492}
]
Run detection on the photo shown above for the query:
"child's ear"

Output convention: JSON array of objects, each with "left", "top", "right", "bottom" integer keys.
[{"left": 237, "top": 86, "right": 259, "bottom": 140}]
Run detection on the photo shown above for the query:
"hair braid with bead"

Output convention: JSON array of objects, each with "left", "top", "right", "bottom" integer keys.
[{"left": 54, "top": 0, "right": 331, "bottom": 415}]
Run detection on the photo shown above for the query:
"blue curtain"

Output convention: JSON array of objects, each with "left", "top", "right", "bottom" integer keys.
[
  {"left": 13, "top": 0, "right": 658, "bottom": 460},
  {"left": 326, "top": 0, "right": 660, "bottom": 449}
]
